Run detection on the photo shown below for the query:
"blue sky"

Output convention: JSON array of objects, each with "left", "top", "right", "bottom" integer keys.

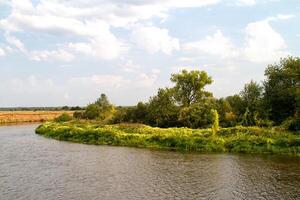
[{"left": 0, "top": 0, "right": 299, "bottom": 107}]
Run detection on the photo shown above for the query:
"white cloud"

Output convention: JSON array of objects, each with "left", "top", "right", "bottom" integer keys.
[
  {"left": 30, "top": 49, "right": 75, "bottom": 62},
  {"left": 184, "top": 30, "right": 239, "bottom": 59},
  {"left": 243, "top": 18, "right": 288, "bottom": 63},
  {"left": 0, "top": 1, "right": 127, "bottom": 60},
  {"left": 134, "top": 69, "right": 161, "bottom": 88},
  {"left": 236, "top": 0, "right": 256, "bottom": 6},
  {"left": 265, "top": 14, "right": 295, "bottom": 22},
  {"left": 0, "top": 0, "right": 220, "bottom": 61},
  {"left": 68, "top": 31, "right": 125, "bottom": 60},
  {"left": 132, "top": 25, "right": 180, "bottom": 55},
  {"left": 69, "top": 75, "right": 130, "bottom": 89},
  {"left": 183, "top": 14, "right": 292, "bottom": 63},
  {"left": 5, "top": 34, "right": 26, "bottom": 53},
  {"left": 4, "top": 75, "right": 54, "bottom": 94},
  {"left": 118, "top": 60, "right": 141, "bottom": 73},
  {"left": 69, "top": 68, "right": 160, "bottom": 90}
]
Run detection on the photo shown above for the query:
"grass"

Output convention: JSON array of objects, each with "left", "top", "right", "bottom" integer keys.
[
  {"left": 35, "top": 121, "right": 300, "bottom": 155},
  {"left": 0, "top": 111, "right": 74, "bottom": 124}
]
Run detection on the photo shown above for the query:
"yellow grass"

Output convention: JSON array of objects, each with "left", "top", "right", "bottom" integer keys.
[{"left": 0, "top": 111, "right": 74, "bottom": 124}]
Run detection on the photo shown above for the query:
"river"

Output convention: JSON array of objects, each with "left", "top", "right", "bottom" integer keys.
[{"left": 0, "top": 124, "right": 299, "bottom": 200}]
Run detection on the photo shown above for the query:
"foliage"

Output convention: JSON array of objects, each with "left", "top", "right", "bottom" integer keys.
[
  {"left": 147, "top": 88, "right": 179, "bottom": 127},
  {"left": 73, "top": 111, "right": 84, "bottom": 119},
  {"left": 170, "top": 69, "right": 212, "bottom": 107},
  {"left": 36, "top": 121, "right": 300, "bottom": 155},
  {"left": 76, "top": 56, "right": 299, "bottom": 130},
  {"left": 240, "top": 80, "right": 263, "bottom": 113},
  {"left": 264, "top": 56, "right": 300, "bottom": 124},
  {"left": 211, "top": 109, "right": 219, "bottom": 136},
  {"left": 226, "top": 95, "right": 244, "bottom": 117},
  {"left": 178, "top": 99, "right": 216, "bottom": 128},
  {"left": 54, "top": 113, "right": 73, "bottom": 122},
  {"left": 84, "top": 104, "right": 101, "bottom": 120},
  {"left": 83, "top": 93, "right": 115, "bottom": 121},
  {"left": 281, "top": 117, "right": 300, "bottom": 131}
]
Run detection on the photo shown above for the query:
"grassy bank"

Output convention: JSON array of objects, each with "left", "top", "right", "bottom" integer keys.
[
  {"left": 35, "top": 121, "right": 300, "bottom": 155},
  {"left": 0, "top": 111, "right": 74, "bottom": 124}
]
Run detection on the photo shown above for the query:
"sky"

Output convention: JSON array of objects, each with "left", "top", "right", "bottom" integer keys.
[{"left": 0, "top": 0, "right": 299, "bottom": 107}]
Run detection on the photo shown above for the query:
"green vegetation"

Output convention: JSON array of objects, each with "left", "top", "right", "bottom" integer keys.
[
  {"left": 36, "top": 56, "right": 300, "bottom": 155},
  {"left": 36, "top": 122, "right": 300, "bottom": 155},
  {"left": 80, "top": 93, "right": 115, "bottom": 121},
  {"left": 211, "top": 109, "right": 219, "bottom": 136},
  {"left": 104, "top": 57, "right": 299, "bottom": 130},
  {"left": 54, "top": 113, "right": 73, "bottom": 122}
]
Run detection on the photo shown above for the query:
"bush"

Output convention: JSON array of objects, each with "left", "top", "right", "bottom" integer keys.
[
  {"left": 73, "top": 111, "right": 84, "bottom": 119},
  {"left": 211, "top": 109, "right": 219, "bottom": 136},
  {"left": 282, "top": 117, "right": 300, "bottom": 131},
  {"left": 83, "top": 104, "right": 101, "bottom": 119},
  {"left": 54, "top": 113, "right": 73, "bottom": 122}
]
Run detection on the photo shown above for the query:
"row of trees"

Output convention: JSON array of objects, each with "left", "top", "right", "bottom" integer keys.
[{"left": 76, "top": 56, "right": 300, "bottom": 130}]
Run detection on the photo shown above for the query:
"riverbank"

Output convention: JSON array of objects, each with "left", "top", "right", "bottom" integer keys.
[
  {"left": 35, "top": 121, "right": 300, "bottom": 155},
  {"left": 0, "top": 111, "right": 74, "bottom": 124}
]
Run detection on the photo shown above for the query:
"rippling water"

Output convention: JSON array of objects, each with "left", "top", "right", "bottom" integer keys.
[{"left": 0, "top": 124, "right": 300, "bottom": 200}]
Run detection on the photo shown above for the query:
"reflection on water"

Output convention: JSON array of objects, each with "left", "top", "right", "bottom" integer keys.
[{"left": 0, "top": 125, "right": 300, "bottom": 200}]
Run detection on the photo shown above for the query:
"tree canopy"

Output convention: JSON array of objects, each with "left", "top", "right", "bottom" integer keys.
[
  {"left": 264, "top": 56, "right": 300, "bottom": 123},
  {"left": 76, "top": 57, "right": 299, "bottom": 131},
  {"left": 170, "top": 70, "right": 212, "bottom": 107}
]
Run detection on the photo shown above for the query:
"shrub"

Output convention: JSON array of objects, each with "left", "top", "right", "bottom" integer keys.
[
  {"left": 54, "top": 113, "right": 72, "bottom": 122},
  {"left": 83, "top": 104, "right": 101, "bottom": 119},
  {"left": 281, "top": 117, "right": 300, "bottom": 131},
  {"left": 211, "top": 109, "right": 219, "bottom": 136},
  {"left": 73, "top": 111, "right": 84, "bottom": 119}
]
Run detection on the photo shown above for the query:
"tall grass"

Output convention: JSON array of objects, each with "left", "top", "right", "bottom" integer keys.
[{"left": 36, "top": 122, "right": 300, "bottom": 155}]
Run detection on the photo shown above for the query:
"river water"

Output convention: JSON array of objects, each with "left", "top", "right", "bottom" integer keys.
[{"left": 0, "top": 124, "right": 300, "bottom": 200}]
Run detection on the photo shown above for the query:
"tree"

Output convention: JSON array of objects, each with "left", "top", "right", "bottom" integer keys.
[
  {"left": 170, "top": 70, "right": 213, "bottom": 107},
  {"left": 95, "top": 94, "right": 111, "bottom": 109},
  {"left": 226, "top": 95, "right": 244, "bottom": 117},
  {"left": 55, "top": 113, "right": 72, "bottom": 122},
  {"left": 110, "top": 106, "right": 133, "bottom": 124},
  {"left": 216, "top": 98, "right": 234, "bottom": 127},
  {"left": 240, "top": 108, "right": 255, "bottom": 126},
  {"left": 84, "top": 104, "right": 101, "bottom": 120},
  {"left": 147, "top": 88, "right": 179, "bottom": 127},
  {"left": 83, "top": 93, "right": 115, "bottom": 120},
  {"left": 178, "top": 99, "right": 216, "bottom": 128},
  {"left": 240, "top": 80, "right": 263, "bottom": 114},
  {"left": 130, "top": 102, "right": 148, "bottom": 124},
  {"left": 263, "top": 56, "right": 300, "bottom": 123}
]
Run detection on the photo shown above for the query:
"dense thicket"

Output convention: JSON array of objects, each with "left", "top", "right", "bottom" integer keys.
[{"left": 74, "top": 56, "right": 300, "bottom": 131}]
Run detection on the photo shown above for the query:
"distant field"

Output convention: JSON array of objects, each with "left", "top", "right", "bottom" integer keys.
[{"left": 0, "top": 111, "right": 74, "bottom": 124}]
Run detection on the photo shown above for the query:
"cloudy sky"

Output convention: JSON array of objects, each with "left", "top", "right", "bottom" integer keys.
[{"left": 0, "top": 0, "right": 299, "bottom": 107}]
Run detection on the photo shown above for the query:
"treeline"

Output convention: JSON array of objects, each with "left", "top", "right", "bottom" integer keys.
[{"left": 73, "top": 56, "right": 300, "bottom": 131}]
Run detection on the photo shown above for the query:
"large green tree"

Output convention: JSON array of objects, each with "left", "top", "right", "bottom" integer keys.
[
  {"left": 263, "top": 56, "right": 300, "bottom": 123},
  {"left": 147, "top": 88, "right": 179, "bottom": 127},
  {"left": 178, "top": 99, "right": 216, "bottom": 128},
  {"left": 240, "top": 80, "right": 263, "bottom": 112},
  {"left": 170, "top": 70, "right": 213, "bottom": 107}
]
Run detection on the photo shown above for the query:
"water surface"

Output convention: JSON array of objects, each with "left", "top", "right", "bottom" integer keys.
[{"left": 1, "top": 125, "right": 300, "bottom": 200}]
